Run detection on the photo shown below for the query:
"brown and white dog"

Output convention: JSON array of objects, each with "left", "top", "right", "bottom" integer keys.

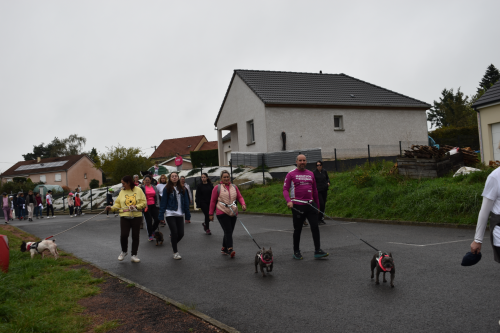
[{"left": 21, "top": 240, "right": 59, "bottom": 260}]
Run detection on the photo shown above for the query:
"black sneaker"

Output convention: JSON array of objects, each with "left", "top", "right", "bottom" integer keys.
[
  {"left": 318, "top": 220, "right": 326, "bottom": 225},
  {"left": 221, "top": 247, "right": 228, "bottom": 255},
  {"left": 293, "top": 251, "right": 303, "bottom": 260},
  {"left": 314, "top": 249, "right": 329, "bottom": 259}
]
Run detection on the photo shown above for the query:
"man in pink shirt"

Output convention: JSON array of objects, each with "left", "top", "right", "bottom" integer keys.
[
  {"left": 175, "top": 153, "right": 183, "bottom": 172},
  {"left": 283, "top": 154, "right": 328, "bottom": 260}
]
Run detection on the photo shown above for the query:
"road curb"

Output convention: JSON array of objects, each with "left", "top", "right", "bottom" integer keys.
[
  {"left": 79, "top": 259, "right": 240, "bottom": 333},
  {"left": 237, "top": 211, "right": 482, "bottom": 230}
]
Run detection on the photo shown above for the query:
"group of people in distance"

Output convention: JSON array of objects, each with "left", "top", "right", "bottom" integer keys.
[
  {"left": 104, "top": 154, "right": 330, "bottom": 263},
  {"left": 2, "top": 189, "right": 62, "bottom": 222}
]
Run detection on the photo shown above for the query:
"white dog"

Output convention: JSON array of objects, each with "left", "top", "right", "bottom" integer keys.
[{"left": 21, "top": 240, "right": 59, "bottom": 260}]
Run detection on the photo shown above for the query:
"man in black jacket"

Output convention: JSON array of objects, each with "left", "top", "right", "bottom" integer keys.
[{"left": 313, "top": 161, "right": 330, "bottom": 225}]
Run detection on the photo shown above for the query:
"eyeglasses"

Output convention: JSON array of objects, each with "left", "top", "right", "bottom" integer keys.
[{"left": 316, "top": 164, "right": 322, "bottom": 166}]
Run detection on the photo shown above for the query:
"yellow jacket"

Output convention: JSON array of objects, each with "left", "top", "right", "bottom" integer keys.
[{"left": 111, "top": 187, "right": 147, "bottom": 217}]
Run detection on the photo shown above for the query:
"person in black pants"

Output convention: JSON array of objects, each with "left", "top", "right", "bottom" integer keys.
[
  {"left": 140, "top": 176, "right": 161, "bottom": 242},
  {"left": 313, "top": 160, "right": 330, "bottom": 225},
  {"left": 106, "top": 188, "right": 117, "bottom": 218},
  {"left": 195, "top": 173, "right": 214, "bottom": 235}
]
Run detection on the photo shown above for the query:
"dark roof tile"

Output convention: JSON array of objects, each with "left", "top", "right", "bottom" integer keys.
[{"left": 472, "top": 80, "right": 500, "bottom": 109}]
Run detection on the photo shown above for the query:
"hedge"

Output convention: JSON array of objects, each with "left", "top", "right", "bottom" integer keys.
[
  {"left": 190, "top": 149, "right": 219, "bottom": 168},
  {"left": 429, "top": 126, "right": 480, "bottom": 150}
]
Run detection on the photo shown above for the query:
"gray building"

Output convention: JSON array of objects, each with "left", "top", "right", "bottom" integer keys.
[{"left": 215, "top": 70, "right": 430, "bottom": 165}]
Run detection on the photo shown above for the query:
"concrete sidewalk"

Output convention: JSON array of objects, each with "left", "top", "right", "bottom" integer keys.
[{"left": 14, "top": 212, "right": 500, "bottom": 332}]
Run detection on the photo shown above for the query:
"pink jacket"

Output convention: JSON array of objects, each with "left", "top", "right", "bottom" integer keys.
[
  {"left": 175, "top": 156, "right": 183, "bottom": 166},
  {"left": 209, "top": 183, "right": 245, "bottom": 216}
]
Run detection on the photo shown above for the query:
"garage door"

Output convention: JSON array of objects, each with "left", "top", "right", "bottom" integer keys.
[{"left": 493, "top": 122, "right": 500, "bottom": 161}]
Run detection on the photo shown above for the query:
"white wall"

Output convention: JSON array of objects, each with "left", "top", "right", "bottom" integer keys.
[{"left": 265, "top": 107, "right": 428, "bottom": 158}]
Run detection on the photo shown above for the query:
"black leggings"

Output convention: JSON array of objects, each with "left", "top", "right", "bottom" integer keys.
[
  {"left": 120, "top": 217, "right": 142, "bottom": 256},
  {"left": 200, "top": 202, "right": 210, "bottom": 230},
  {"left": 46, "top": 204, "right": 54, "bottom": 217},
  {"left": 317, "top": 190, "right": 328, "bottom": 220},
  {"left": 292, "top": 204, "right": 321, "bottom": 252},
  {"left": 144, "top": 204, "right": 160, "bottom": 237},
  {"left": 217, "top": 213, "right": 237, "bottom": 249},
  {"left": 69, "top": 206, "right": 74, "bottom": 215},
  {"left": 166, "top": 216, "right": 184, "bottom": 253}
]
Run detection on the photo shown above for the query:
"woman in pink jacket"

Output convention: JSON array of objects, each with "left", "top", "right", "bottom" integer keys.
[{"left": 209, "top": 170, "right": 246, "bottom": 258}]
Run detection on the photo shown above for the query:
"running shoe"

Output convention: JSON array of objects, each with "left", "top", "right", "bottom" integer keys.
[
  {"left": 202, "top": 222, "right": 207, "bottom": 231},
  {"left": 173, "top": 252, "right": 182, "bottom": 260},
  {"left": 221, "top": 247, "right": 228, "bottom": 255},
  {"left": 118, "top": 252, "right": 128, "bottom": 261},
  {"left": 206, "top": 229, "right": 211, "bottom": 235},
  {"left": 148, "top": 236, "right": 154, "bottom": 242},
  {"left": 293, "top": 251, "right": 303, "bottom": 260},
  {"left": 303, "top": 221, "right": 308, "bottom": 226},
  {"left": 318, "top": 220, "right": 326, "bottom": 225},
  {"left": 228, "top": 248, "right": 235, "bottom": 258},
  {"left": 130, "top": 255, "right": 140, "bottom": 263},
  {"left": 46, "top": 217, "right": 50, "bottom": 219},
  {"left": 314, "top": 249, "right": 329, "bottom": 259}
]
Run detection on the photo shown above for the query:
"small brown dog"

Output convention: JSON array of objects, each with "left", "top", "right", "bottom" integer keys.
[
  {"left": 371, "top": 251, "right": 395, "bottom": 288},
  {"left": 154, "top": 231, "right": 164, "bottom": 246},
  {"left": 21, "top": 240, "right": 59, "bottom": 260}
]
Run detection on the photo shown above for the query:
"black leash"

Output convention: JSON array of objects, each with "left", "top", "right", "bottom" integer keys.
[
  {"left": 291, "top": 204, "right": 379, "bottom": 252},
  {"left": 227, "top": 205, "right": 261, "bottom": 249}
]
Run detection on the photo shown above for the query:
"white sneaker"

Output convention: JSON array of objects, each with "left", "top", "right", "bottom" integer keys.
[
  {"left": 70, "top": 215, "right": 73, "bottom": 218},
  {"left": 74, "top": 214, "right": 77, "bottom": 217},
  {"left": 173, "top": 252, "right": 182, "bottom": 260},
  {"left": 114, "top": 214, "right": 118, "bottom": 217},
  {"left": 107, "top": 216, "right": 110, "bottom": 218},
  {"left": 118, "top": 252, "right": 127, "bottom": 261},
  {"left": 82, "top": 213, "right": 85, "bottom": 216},
  {"left": 53, "top": 216, "right": 56, "bottom": 218},
  {"left": 131, "top": 255, "right": 140, "bottom": 263},
  {"left": 46, "top": 217, "right": 50, "bottom": 219}
]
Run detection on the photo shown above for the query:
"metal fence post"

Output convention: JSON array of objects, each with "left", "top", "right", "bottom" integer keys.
[
  {"left": 334, "top": 148, "right": 338, "bottom": 172},
  {"left": 399, "top": 141, "right": 402, "bottom": 157},
  {"left": 90, "top": 188, "right": 93, "bottom": 211},
  {"left": 230, "top": 159, "right": 233, "bottom": 183},
  {"left": 262, "top": 154, "right": 265, "bottom": 185},
  {"left": 63, "top": 192, "right": 66, "bottom": 212},
  {"left": 368, "top": 145, "right": 371, "bottom": 165}
]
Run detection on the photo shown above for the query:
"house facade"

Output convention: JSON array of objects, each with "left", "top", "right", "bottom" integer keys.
[
  {"left": 215, "top": 70, "right": 431, "bottom": 165},
  {"left": 150, "top": 135, "right": 218, "bottom": 162},
  {"left": 473, "top": 80, "right": 500, "bottom": 163},
  {"left": 0, "top": 155, "right": 102, "bottom": 190}
]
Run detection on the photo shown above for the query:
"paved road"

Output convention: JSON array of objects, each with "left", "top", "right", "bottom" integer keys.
[{"left": 13, "top": 212, "right": 500, "bottom": 333}]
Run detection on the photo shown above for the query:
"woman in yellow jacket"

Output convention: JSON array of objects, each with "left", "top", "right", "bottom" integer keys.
[{"left": 106, "top": 175, "right": 147, "bottom": 263}]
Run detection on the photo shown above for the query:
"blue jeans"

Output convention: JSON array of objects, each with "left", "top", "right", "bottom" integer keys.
[
  {"left": 19, "top": 208, "right": 24, "bottom": 219},
  {"left": 34, "top": 206, "right": 41, "bottom": 217}
]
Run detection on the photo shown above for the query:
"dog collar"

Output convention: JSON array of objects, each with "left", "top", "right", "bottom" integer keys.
[
  {"left": 378, "top": 253, "right": 391, "bottom": 272},
  {"left": 259, "top": 254, "right": 273, "bottom": 265}
]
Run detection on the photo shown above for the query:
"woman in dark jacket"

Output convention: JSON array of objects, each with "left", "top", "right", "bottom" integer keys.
[
  {"left": 313, "top": 160, "right": 330, "bottom": 225},
  {"left": 196, "top": 173, "right": 214, "bottom": 235},
  {"left": 25, "top": 190, "right": 37, "bottom": 222},
  {"left": 140, "top": 175, "right": 161, "bottom": 241},
  {"left": 158, "top": 172, "right": 191, "bottom": 260}
]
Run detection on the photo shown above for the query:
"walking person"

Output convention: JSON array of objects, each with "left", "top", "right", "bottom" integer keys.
[
  {"left": 106, "top": 175, "right": 147, "bottom": 263},
  {"left": 2, "top": 193, "right": 10, "bottom": 224},
  {"left": 13, "top": 193, "right": 19, "bottom": 220},
  {"left": 25, "top": 190, "right": 36, "bottom": 222},
  {"left": 74, "top": 193, "right": 81, "bottom": 216},
  {"left": 196, "top": 173, "right": 214, "bottom": 235},
  {"left": 67, "top": 193, "right": 74, "bottom": 217},
  {"left": 140, "top": 175, "right": 161, "bottom": 241},
  {"left": 470, "top": 163, "right": 500, "bottom": 262},
  {"left": 157, "top": 174, "right": 167, "bottom": 227},
  {"left": 180, "top": 176, "right": 192, "bottom": 223},
  {"left": 133, "top": 175, "right": 142, "bottom": 186},
  {"left": 158, "top": 172, "right": 191, "bottom": 260},
  {"left": 35, "top": 193, "right": 43, "bottom": 219},
  {"left": 283, "top": 154, "right": 328, "bottom": 260},
  {"left": 175, "top": 153, "right": 183, "bottom": 171},
  {"left": 17, "top": 193, "right": 25, "bottom": 220},
  {"left": 313, "top": 160, "right": 330, "bottom": 225},
  {"left": 106, "top": 189, "right": 117, "bottom": 218},
  {"left": 46, "top": 190, "right": 55, "bottom": 219},
  {"left": 209, "top": 170, "right": 246, "bottom": 258}
]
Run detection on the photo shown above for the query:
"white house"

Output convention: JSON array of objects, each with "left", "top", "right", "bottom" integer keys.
[{"left": 214, "top": 70, "right": 431, "bottom": 165}]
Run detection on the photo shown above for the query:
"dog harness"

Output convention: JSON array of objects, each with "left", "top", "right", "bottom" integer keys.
[
  {"left": 376, "top": 251, "right": 391, "bottom": 272},
  {"left": 27, "top": 241, "right": 41, "bottom": 254},
  {"left": 258, "top": 253, "right": 274, "bottom": 266}
]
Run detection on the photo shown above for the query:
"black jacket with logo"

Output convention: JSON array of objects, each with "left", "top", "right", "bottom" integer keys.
[{"left": 313, "top": 169, "right": 330, "bottom": 192}]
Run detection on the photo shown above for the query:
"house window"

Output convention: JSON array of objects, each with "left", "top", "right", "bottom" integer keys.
[
  {"left": 55, "top": 173, "right": 61, "bottom": 182},
  {"left": 247, "top": 120, "right": 255, "bottom": 144},
  {"left": 84, "top": 173, "right": 87, "bottom": 179},
  {"left": 334, "top": 116, "right": 344, "bottom": 130},
  {"left": 40, "top": 175, "right": 46, "bottom": 183}
]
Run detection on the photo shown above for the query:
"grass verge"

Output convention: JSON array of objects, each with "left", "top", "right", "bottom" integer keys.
[
  {"left": 240, "top": 161, "right": 493, "bottom": 225},
  {"left": 0, "top": 225, "right": 105, "bottom": 333}
]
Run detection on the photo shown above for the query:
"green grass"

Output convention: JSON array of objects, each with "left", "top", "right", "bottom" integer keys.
[
  {"left": 240, "top": 161, "right": 493, "bottom": 225},
  {"left": 94, "top": 319, "right": 122, "bottom": 333},
  {"left": 0, "top": 227, "right": 105, "bottom": 333},
  {"left": 179, "top": 302, "right": 197, "bottom": 313}
]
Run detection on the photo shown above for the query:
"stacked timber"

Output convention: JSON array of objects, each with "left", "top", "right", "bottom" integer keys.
[
  {"left": 398, "top": 145, "right": 464, "bottom": 179},
  {"left": 404, "top": 145, "right": 479, "bottom": 167},
  {"left": 490, "top": 161, "right": 500, "bottom": 169}
]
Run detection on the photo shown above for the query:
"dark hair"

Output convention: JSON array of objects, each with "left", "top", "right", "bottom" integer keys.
[
  {"left": 122, "top": 175, "right": 135, "bottom": 190},
  {"left": 201, "top": 173, "right": 212, "bottom": 184},
  {"left": 166, "top": 172, "right": 184, "bottom": 194},
  {"left": 316, "top": 160, "right": 323, "bottom": 166}
]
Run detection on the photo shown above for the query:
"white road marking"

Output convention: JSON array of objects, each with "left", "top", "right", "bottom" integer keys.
[{"left": 388, "top": 238, "right": 488, "bottom": 247}]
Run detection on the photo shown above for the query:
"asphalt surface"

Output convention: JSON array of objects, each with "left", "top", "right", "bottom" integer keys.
[{"left": 12, "top": 212, "right": 500, "bottom": 333}]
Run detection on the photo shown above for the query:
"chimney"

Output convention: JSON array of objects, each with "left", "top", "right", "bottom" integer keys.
[{"left": 37, "top": 157, "right": 41, "bottom": 163}]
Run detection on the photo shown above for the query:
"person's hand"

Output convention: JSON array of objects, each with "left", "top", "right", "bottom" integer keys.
[
  {"left": 328, "top": 183, "right": 330, "bottom": 186},
  {"left": 105, "top": 206, "right": 112, "bottom": 211},
  {"left": 242, "top": 205, "right": 247, "bottom": 211},
  {"left": 471, "top": 241, "right": 482, "bottom": 254},
  {"left": 287, "top": 202, "right": 294, "bottom": 209},
  {"left": 209, "top": 215, "right": 213, "bottom": 221}
]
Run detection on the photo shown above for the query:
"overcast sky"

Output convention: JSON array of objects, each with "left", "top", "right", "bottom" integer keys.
[{"left": 1, "top": 0, "right": 499, "bottom": 173}]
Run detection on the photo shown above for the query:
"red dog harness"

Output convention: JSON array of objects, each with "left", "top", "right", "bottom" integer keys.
[
  {"left": 258, "top": 253, "right": 273, "bottom": 265},
  {"left": 377, "top": 251, "right": 392, "bottom": 272}
]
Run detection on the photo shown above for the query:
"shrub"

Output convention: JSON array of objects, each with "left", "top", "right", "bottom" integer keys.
[
  {"left": 429, "top": 126, "right": 480, "bottom": 150},
  {"left": 186, "top": 168, "right": 201, "bottom": 177},
  {"left": 190, "top": 149, "right": 219, "bottom": 168},
  {"left": 62, "top": 186, "right": 71, "bottom": 193},
  {"left": 208, "top": 167, "right": 219, "bottom": 173},
  {"left": 89, "top": 179, "right": 99, "bottom": 189}
]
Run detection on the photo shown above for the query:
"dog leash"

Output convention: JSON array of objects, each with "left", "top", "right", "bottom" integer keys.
[
  {"left": 290, "top": 201, "right": 379, "bottom": 252},
  {"left": 44, "top": 209, "right": 107, "bottom": 240},
  {"left": 225, "top": 204, "right": 262, "bottom": 250}
]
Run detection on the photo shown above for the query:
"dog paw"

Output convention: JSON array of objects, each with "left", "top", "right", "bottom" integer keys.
[
  {"left": 391, "top": 285, "right": 395, "bottom": 288},
  {"left": 376, "top": 281, "right": 380, "bottom": 285}
]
